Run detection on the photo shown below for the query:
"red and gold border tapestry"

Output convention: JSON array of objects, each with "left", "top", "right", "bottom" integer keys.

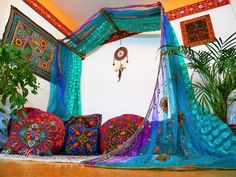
[
  {"left": 3, "top": 6, "right": 58, "bottom": 80},
  {"left": 180, "top": 14, "right": 216, "bottom": 47},
  {"left": 166, "top": 0, "right": 230, "bottom": 21}
]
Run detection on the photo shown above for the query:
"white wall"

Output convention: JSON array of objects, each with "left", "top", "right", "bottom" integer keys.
[
  {"left": 0, "top": 0, "right": 9, "bottom": 23},
  {"left": 81, "top": 34, "right": 160, "bottom": 122},
  {"left": 231, "top": 0, "right": 236, "bottom": 20},
  {"left": 0, "top": 0, "right": 65, "bottom": 111}
]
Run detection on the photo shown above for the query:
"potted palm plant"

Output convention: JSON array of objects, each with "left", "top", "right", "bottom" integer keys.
[
  {"left": 0, "top": 40, "right": 39, "bottom": 148},
  {"left": 163, "top": 33, "right": 236, "bottom": 128}
]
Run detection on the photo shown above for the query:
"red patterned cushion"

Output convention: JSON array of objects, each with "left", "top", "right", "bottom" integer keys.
[
  {"left": 67, "top": 114, "right": 102, "bottom": 128},
  {"left": 16, "top": 107, "right": 42, "bottom": 118},
  {"left": 64, "top": 125, "right": 99, "bottom": 155},
  {"left": 4, "top": 111, "right": 65, "bottom": 155},
  {"left": 99, "top": 114, "right": 150, "bottom": 155},
  {"left": 7, "top": 107, "right": 42, "bottom": 134}
]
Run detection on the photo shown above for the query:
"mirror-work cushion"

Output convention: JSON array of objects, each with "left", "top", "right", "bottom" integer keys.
[
  {"left": 4, "top": 111, "right": 65, "bottom": 155},
  {"left": 67, "top": 114, "right": 102, "bottom": 128},
  {"left": 64, "top": 125, "right": 99, "bottom": 155},
  {"left": 99, "top": 114, "right": 150, "bottom": 156}
]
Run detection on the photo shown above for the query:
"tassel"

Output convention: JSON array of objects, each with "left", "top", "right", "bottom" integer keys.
[
  {"left": 113, "top": 58, "right": 115, "bottom": 66},
  {"left": 126, "top": 56, "right": 129, "bottom": 63}
]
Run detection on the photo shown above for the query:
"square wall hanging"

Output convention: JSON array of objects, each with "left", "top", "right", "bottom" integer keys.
[
  {"left": 180, "top": 14, "right": 216, "bottom": 47},
  {"left": 2, "top": 6, "right": 58, "bottom": 80}
]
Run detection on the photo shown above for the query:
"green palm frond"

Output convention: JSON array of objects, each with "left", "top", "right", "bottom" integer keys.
[{"left": 163, "top": 33, "right": 236, "bottom": 122}]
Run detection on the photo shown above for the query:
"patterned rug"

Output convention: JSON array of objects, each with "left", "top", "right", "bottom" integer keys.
[{"left": 0, "top": 154, "right": 98, "bottom": 163}]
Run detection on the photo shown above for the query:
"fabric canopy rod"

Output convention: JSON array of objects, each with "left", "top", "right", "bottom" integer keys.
[
  {"left": 100, "top": 8, "right": 119, "bottom": 32},
  {"left": 58, "top": 40, "right": 86, "bottom": 59}
]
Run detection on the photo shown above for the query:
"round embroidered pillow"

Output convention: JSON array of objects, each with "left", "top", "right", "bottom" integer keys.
[
  {"left": 7, "top": 107, "right": 42, "bottom": 134},
  {"left": 4, "top": 111, "right": 65, "bottom": 155},
  {"left": 99, "top": 114, "right": 150, "bottom": 156}
]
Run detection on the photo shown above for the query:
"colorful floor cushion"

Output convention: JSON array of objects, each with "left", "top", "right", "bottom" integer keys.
[
  {"left": 67, "top": 114, "right": 102, "bottom": 128},
  {"left": 7, "top": 107, "right": 43, "bottom": 134},
  {"left": 99, "top": 114, "right": 150, "bottom": 156},
  {"left": 64, "top": 125, "right": 99, "bottom": 155},
  {"left": 4, "top": 111, "right": 65, "bottom": 156}
]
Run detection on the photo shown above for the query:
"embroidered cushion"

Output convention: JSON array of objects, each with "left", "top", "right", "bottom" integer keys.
[
  {"left": 99, "top": 114, "right": 150, "bottom": 156},
  {"left": 64, "top": 125, "right": 99, "bottom": 155},
  {"left": 4, "top": 111, "right": 65, "bottom": 155},
  {"left": 67, "top": 114, "right": 102, "bottom": 128},
  {"left": 16, "top": 107, "right": 42, "bottom": 118},
  {"left": 7, "top": 107, "right": 42, "bottom": 134}
]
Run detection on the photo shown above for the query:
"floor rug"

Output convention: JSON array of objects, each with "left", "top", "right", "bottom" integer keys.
[{"left": 0, "top": 154, "right": 98, "bottom": 164}]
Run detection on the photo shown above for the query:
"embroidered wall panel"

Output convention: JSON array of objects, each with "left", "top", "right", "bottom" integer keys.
[
  {"left": 180, "top": 14, "right": 216, "bottom": 46},
  {"left": 3, "top": 6, "right": 58, "bottom": 80}
]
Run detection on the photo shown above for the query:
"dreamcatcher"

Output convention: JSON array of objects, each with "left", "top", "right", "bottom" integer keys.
[{"left": 113, "top": 41, "right": 129, "bottom": 82}]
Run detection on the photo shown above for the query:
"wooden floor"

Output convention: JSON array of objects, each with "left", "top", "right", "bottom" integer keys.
[{"left": 0, "top": 160, "right": 236, "bottom": 177}]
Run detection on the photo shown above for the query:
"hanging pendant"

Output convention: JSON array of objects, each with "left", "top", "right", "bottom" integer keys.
[
  {"left": 113, "top": 46, "right": 128, "bottom": 82},
  {"left": 114, "top": 47, "right": 128, "bottom": 61}
]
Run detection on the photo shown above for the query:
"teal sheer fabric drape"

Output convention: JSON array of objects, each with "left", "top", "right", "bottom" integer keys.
[
  {"left": 81, "top": 8, "right": 236, "bottom": 169},
  {"left": 47, "top": 2, "right": 236, "bottom": 169},
  {"left": 47, "top": 43, "right": 82, "bottom": 121},
  {"left": 67, "top": 3, "right": 162, "bottom": 54},
  {"left": 67, "top": 14, "right": 115, "bottom": 54},
  {"left": 48, "top": 3, "right": 162, "bottom": 121},
  {"left": 105, "top": 8, "right": 161, "bottom": 32}
]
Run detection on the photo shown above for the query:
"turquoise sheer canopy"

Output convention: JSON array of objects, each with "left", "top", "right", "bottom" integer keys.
[
  {"left": 47, "top": 43, "right": 82, "bottom": 121},
  {"left": 48, "top": 2, "right": 236, "bottom": 168},
  {"left": 67, "top": 2, "right": 161, "bottom": 54},
  {"left": 48, "top": 2, "right": 162, "bottom": 121}
]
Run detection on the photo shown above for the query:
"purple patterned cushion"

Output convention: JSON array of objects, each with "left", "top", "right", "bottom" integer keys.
[
  {"left": 64, "top": 125, "right": 99, "bottom": 155},
  {"left": 66, "top": 114, "right": 102, "bottom": 128}
]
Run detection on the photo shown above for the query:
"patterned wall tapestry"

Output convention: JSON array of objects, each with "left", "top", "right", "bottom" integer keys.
[
  {"left": 3, "top": 6, "right": 58, "bottom": 80},
  {"left": 180, "top": 14, "right": 216, "bottom": 47}
]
